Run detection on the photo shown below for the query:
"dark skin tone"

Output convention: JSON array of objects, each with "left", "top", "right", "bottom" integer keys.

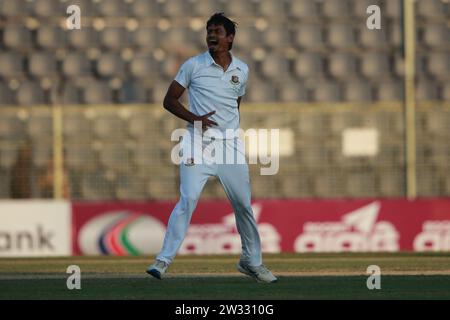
[{"left": 163, "top": 24, "right": 241, "bottom": 130}]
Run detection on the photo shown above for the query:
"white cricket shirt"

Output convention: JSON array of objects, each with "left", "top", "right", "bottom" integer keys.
[{"left": 174, "top": 50, "right": 249, "bottom": 139}]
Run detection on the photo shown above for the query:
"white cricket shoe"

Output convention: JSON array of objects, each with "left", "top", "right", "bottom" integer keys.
[
  {"left": 237, "top": 262, "right": 278, "bottom": 283},
  {"left": 146, "top": 260, "right": 169, "bottom": 280}
]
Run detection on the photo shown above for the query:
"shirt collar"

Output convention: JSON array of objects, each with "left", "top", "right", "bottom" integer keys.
[{"left": 205, "top": 51, "right": 240, "bottom": 72}]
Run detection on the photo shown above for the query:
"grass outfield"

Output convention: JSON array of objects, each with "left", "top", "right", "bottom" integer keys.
[{"left": 0, "top": 253, "right": 450, "bottom": 299}]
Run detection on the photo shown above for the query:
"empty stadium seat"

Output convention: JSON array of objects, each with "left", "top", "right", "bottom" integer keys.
[
  {"left": 128, "top": 113, "right": 155, "bottom": 140},
  {"left": 327, "top": 23, "right": 357, "bottom": 49},
  {"left": 68, "top": 28, "right": 99, "bottom": 50},
  {"left": 191, "top": 0, "right": 223, "bottom": 17},
  {"left": 63, "top": 112, "right": 92, "bottom": 141},
  {"left": 427, "top": 52, "right": 450, "bottom": 81},
  {"left": 59, "top": 83, "right": 83, "bottom": 105},
  {"left": 0, "top": 82, "right": 14, "bottom": 105},
  {"left": 28, "top": 112, "right": 52, "bottom": 139},
  {"left": 31, "top": 143, "right": 52, "bottom": 168},
  {"left": 224, "top": 0, "right": 255, "bottom": 17},
  {"left": 360, "top": 52, "right": 391, "bottom": 79},
  {"left": 0, "top": 142, "right": 19, "bottom": 170},
  {"left": 98, "top": 143, "right": 131, "bottom": 172},
  {"left": 247, "top": 80, "right": 277, "bottom": 103},
  {"left": 161, "top": 28, "right": 195, "bottom": 52},
  {"left": 422, "top": 24, "right": 449, "bottom": 49},
  {"left": 344, "top": 81, "right": 373, "bottom": 102},
  {"left": 97, "top": 0, "right": 128, "bottom": 17},
  {"left": 421, "top": 111, "right": 450, "bottom": 136},
  {"left": 133, "top": 27, "right": 160, "bottom": 49},
  {"left": 92, "top": 113, "right": 126, "bottom": 140},
  {"left": 115, "top": 173, "right": 148, "bottom": 200},
  {"left": 293, "top": 23, "right": 325, "bottom": 49},
  {"left": 416, "top": 80, "right": 440, "bottom": 101},
  {"left": 119, "top": 80, "right": 148, "bottom": 103},
  {"left": 96, "top": 52, "right": 126, "bottom": 78},
  {"left": 258, "top": 0, "right": 286, "bottom": 17},
  {"left": 0, "top": 53, "right": 24, "bottom": 78},
  {"left": 385, "top": 0, "right": 402, "bottom": 19},
  {"left": 29, "top": 52, "right": 58, "bottom": 78},
  {"left": 233, "top": 26, "right": 262, "bottom": 50},
  {"left": 65, "top": 142, "right": 97, "bottom": 171},
  {"left": 3, "top": 26, "right": 32, "bottom": 50},
  {"left": 359, "top": 26, "right": 388, "bottom": 49},
  {"left": 146, "top": 173, "right": 178, "bottom": 199},
  {"left": 323, "top": 0, "right": 351, "bottom": 19},
  {"left": 17, "top": 82, "right": 47, "bottom": 105},
  {"left": 328, "top": 53, "right": 358, "bottom": 79},
  {"left": 278, "top": 82, "right": 308, "bottom": 102},
  {"left": 328, "top": 113, "right": 359, "bottom": 135},
  {"left": 376, "top": 81, "right": 404, "bottom": 101},
  {"left": 37, "top": 26, "right": 67, "bottom": 49},
  {"left": 294, "top": 52, "right": 325, "bottom": 79},
  {"left": 0, "top": 113, "right": 23, "bottom": 139},
  {"left": 0, "top": 0, "right": 30, "bottom": 17},
  {"left": 417, "top": 0, "right": 448, "bottom": 19},
  {"left": 130, "top": 54, "right": 158, "bottom": 78},
  {"left": 62, "top": 52, "right": 91, "bottom": 77},
  {"left": 260, "top": 53, "right": 290, "bottom": 79},
  {"left": 101, "top": 27, "right": 130, "bottom": 51},
  {"left": 263, "top": 25, "right": 291, "bottom": 48},
  {"left": 388, "top": 23, "right": 403, "bottom": 48},
  {"left": 442, "top": 83, "right": 450, "bottom": 101},
  {"left": 81, "top": 171, "right": 115, "bottom": 200},
  {"left": 289, "top": 0, "right": 319, "bottom": 19},
  {"left": 131, "top": 0, "right": 160, "bottom": 17},
  {"left": 151, "top": 81, "right": 171, "bottom": 103},
  {"left": 132, "top": 142, "right": 167, "bottom": 168},
  {"left": 159, "top": 54, "right": 182, "bottom": 80},
  {"left": 312, "top": 81, "right": 341, "bottom": 102},
  {"left": 33, "top": 0, "right": 62, "bottom": 18},
  {"left": 82, "top": 81, "right": 113, "bottom": 104},
  {"left": 163, "top": 0, "right": 191, "bottom": 16}
]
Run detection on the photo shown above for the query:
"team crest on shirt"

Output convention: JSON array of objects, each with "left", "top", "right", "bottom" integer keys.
[
  {"left": 185, "top": 158, "right": 195, "bottom": 166},
  {"left": 230, "top": 75, "right": 240, "bottom": 85}
]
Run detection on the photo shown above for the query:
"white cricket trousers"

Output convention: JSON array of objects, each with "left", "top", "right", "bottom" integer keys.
[{"left": 156, "top": 135, "right": 262, "bottom": 266}]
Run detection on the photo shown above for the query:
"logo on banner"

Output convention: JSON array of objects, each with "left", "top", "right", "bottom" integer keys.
[
  {"left": 180, "top": 204, "right": 281, "bottom": 255},
  {"left": 413, "top": 221, "right": 450, "bottom": 251},
  {"left": 294, "top": 202, "right": 400, "bottom": 252},
  {"left": 78, "top": 211, "right": 166, "bottom": 255}
]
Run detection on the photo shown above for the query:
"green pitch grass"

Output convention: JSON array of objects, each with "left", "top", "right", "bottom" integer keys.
[{"left": 0, "top": 253, "right": 450, "bottom": 299}]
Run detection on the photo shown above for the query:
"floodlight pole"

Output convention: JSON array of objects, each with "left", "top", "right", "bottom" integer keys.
[
  {"left": 403, "top": 0, "right": 417, "bottom": 199},
  {"left": 52, "top": 83, "right": 64, "bottom": 199}
]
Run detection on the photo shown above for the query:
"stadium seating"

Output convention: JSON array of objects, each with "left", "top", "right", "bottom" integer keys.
[{"left": 0, "top": 0, "right": 449, "bottom": 201}]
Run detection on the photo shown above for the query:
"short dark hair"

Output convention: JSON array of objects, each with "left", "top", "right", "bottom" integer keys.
[{"left": 206, "top": 12, "right": 237, "bottom": 50}]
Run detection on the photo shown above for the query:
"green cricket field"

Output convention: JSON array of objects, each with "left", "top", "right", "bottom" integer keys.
[{"left": 1, "top": 252, "right": 449, "bottom": 300}]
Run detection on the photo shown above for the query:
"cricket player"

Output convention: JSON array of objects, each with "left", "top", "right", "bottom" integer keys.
[{"left": 146, "top": 13, "right": 277, "bottom": 283}]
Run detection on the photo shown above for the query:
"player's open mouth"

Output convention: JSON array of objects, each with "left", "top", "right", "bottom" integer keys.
[{"left": 207, "top": 39, "right": 218, "bottom": 47}]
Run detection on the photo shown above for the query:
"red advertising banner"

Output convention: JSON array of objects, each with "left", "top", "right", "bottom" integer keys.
[{"left": 72, "top": 199, "right": 450, "bottom": 255}]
